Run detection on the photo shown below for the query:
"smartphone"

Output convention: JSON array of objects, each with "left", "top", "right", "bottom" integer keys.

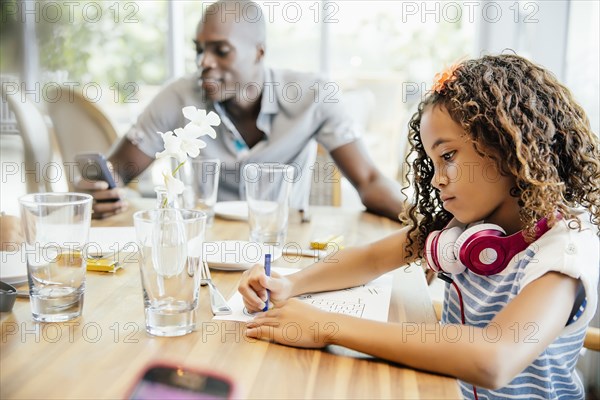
[
  {"left": 126, "top": 363, "right": 238, "bottom": 400},
  {"left": 75, "top": 152, "right": 116, "bottom": 189}
]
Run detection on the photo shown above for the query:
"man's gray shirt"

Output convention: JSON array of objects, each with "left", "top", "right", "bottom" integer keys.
[{"left": 127, "top": 68, "right": 361, "bottom": 208}]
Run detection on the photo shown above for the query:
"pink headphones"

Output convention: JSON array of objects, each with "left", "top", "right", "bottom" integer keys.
[{"left": 425, "top": 217, "right": 552, "bottom": 276}]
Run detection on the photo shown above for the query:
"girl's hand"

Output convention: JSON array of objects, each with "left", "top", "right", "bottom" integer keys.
[
  {"left": 238, "top": 264, "right": 294, "bottom": 312},
  {"left": 245, "top": 299, "right": 340, "bottom": 348}
]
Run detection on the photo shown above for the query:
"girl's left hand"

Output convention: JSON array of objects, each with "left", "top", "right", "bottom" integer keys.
[{"left": 245, "top": 299, "right": 341, "bottom": 348}]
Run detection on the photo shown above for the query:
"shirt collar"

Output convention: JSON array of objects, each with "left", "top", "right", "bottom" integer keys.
[
  {"left": 209, "top": 67, "right": 276, "bottom": 157},
  {"left": 256, "top": 67, "right": 277, "bottom": 135},
  {"left": 211, "top": 66, "right": 277, "bottom": 137},
  {"left": 259, "top": 67, "right": 278, "bottom": 115}
]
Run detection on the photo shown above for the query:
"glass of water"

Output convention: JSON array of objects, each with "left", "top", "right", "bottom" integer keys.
[
  {"left": 133, "top": 208, "right": 206, "bottom": 337},
  {"left": 19, "top": 193, "right": 93, "bottom": 322},
  {"left": 243, "top": 163, "right": 294, "bottom": 246},
  {"left": 178, "top": 158, "right": 221, "bottom": 226}
]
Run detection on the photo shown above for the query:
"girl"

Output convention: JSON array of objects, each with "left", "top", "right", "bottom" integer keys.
[{"left": 238, "top": 54, "right": 600, "bottom": 399}]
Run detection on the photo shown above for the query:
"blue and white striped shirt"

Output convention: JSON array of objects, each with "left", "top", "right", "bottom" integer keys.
[{"left": 441, "top": 212, "right": 599, "bottom": 399}]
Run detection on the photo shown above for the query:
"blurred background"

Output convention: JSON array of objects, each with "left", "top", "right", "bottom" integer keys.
[
  {"left": 1, "top": 1, "right": 599, "bottom": 396},
  {"left": 2, "top": 1, "right": 598, "bottom": 200}
]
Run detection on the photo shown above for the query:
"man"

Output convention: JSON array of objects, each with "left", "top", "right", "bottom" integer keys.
[{"left": 81, "top": 0, "right": 405, "bottom": 220}]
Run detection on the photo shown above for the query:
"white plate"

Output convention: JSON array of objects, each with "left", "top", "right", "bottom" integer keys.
[
  {"left": 214, "top": 201, "right": 248, "bottom": 221},
  {"left": 203, "top": 240, "right": 282, "bottom": 271},
  {"left": 0, "top": 250, "right": 27, "bottom": 285}
]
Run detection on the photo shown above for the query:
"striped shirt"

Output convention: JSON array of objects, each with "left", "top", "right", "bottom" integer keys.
[{"left": 441, "top": 211, "right": 599, "bottom": 399}]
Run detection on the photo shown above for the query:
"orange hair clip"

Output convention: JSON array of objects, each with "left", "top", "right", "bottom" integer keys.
[{"left": 431, "top": 63, "right": 460, "bottom": 94}]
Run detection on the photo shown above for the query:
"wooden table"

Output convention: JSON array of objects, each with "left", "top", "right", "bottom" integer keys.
[{"left": 0, "top": 202, "right": 460, "bottom": 399}]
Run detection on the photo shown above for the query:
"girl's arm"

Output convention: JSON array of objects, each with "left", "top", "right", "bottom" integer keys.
[
  {"left": 289, "top": 226, "right": 418, "bottom": 296},
  {"left": 247, "top": 271, "right": 579, "bottom": 389},
  {"left": 239, "top": 226, "right": 419, "bottom": 311}
]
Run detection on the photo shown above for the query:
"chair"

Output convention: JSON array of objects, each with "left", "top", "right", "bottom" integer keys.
[
  {"left": 3, "top": 87, "right": 59, "bottom": 193},
  {"left": 584, "top": 327, "right": 600, "bottom": 351},
  {"left": 308, "top": 88, "right": 375, "bottom": 207},
  {"left": 309, "top": 143, "right": 342, "bottom": 207},
  {"left": 45, "top": 86, "right": 118, "bottom": 189}
]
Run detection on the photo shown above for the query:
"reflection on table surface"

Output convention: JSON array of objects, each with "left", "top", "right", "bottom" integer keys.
[{"left": 1, "top": 200, "right": 460, "bottom": 399}]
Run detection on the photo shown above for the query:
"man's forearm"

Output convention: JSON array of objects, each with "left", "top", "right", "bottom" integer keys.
[
  {"left": 108, "top": 136, "right": 154, "bottom": 185},
  {"left": 329, "top": 141, "right": 407, "bottom": 220},
  {"left": 359, "top": 175, "right": 407, "bottom": 221}
]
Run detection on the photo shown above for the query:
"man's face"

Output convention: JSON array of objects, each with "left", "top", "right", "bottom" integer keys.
[{"left": 195, "top": 14, "right": 263, "bottom": 103}]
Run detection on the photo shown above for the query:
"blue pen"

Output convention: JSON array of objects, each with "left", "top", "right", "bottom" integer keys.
[{"left": 262, "top": 254, "right": 272, "bottom": 312}]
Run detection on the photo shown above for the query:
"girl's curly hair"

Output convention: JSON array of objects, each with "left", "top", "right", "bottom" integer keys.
[{"left": 400, "top": 54, "right": 600, "bottom": 258}]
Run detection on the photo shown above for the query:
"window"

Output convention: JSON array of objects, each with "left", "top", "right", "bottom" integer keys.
[
  {"left": 9, "top": 0, "right": 597, "bottom": 203},
  {"left": 181, "top": 0, "right": 321, "bottom": 75},
  {"left": 328, "top": 1, "right": 475, "bottom": 180},
  {"left": 35, "top": 0, "right": 169, "bottom": 130},
  {"left": 565, "top": 1, "right": 600, "bottom": 134}
]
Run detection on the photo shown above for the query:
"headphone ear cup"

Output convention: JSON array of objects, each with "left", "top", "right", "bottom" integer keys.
[
  {"left": 435, "top": 227, "right": 466, "bottom": 274},
  {"left": 425, "top": 231, "right": 442, "bottom": 272},
  {"left": 455, "top": 223, "right": 506, "bottom": 274}
]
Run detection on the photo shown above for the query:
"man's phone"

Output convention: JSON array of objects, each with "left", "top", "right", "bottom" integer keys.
[
  {"left": 75, "top": 152, "right": 116, "bottom": 189},
  {"left": 126, "top": 363, "right": 238, "bottom": 400}
]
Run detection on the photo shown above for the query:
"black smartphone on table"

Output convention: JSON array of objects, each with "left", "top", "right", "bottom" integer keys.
[
  {"left": 126, "top": 363, "right": 238, "bottom": 400},
  {"left": 75, "top": 152, "right": 117, "bottom": 189}
]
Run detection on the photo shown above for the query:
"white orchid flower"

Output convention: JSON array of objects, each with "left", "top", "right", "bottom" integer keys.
[
  {"left": 154, "top": 107, "right": 219, "bottom": 208},
  {"left": 174, "top": 126, "right": 207, "bottom": 159},
  {"left": 182, "top": 106, "right": 221, "bottom": 139},
  {"left": 162, "top": 170, "right": 185, "bottom": 203},
  {"left": 155, "top": 131, "right": 187, "bottom": 163}
]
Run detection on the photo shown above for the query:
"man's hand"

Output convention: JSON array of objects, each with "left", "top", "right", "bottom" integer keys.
[{"left": 74, "top": 178, "right": 128, "bottom": 219}]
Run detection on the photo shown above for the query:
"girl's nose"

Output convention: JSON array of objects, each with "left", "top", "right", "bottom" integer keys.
[{"left": 432, "top": 166, "right": 449, "bottom": 190}]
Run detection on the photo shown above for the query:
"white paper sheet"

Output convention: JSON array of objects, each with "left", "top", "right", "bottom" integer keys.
[
  {"left": 0, "top": 227, "right": 138, "bottom": 284},
  {"left": 213, "top": 268, "right": 393, "bottom": 323},
  {"left": 88, "top": 227, "right": 138, "bottom": 256}
]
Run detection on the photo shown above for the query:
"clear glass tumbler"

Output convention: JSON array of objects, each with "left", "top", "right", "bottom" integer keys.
[
  {"left": 243, "top": 163, "right": 294, "bottom": 247},
  {"left": 19, "top": 193, "right": 93, "bottom": 322},
  {"left": 180, "top": 158, "right": 221, "bottom": 226},
  {"left": 133, "top": 208, "right": 206, "bottom": 337}
]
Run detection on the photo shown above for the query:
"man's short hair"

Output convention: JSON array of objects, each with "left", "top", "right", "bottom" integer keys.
[{"left": 202, "top": 0, "right": 266, "bottom": 45}]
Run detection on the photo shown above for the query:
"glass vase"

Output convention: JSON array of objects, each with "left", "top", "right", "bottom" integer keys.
[{"left": 155, "top": 186, "right": 181, "bottom": 209}]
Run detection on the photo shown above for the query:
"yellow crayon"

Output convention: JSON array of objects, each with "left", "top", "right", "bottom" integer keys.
[
  {"left": 86, "top": 256, "right": 122, "bottom": 273},
  {"left": 310, "top": 234, "right": 344, "bottom": 250}
]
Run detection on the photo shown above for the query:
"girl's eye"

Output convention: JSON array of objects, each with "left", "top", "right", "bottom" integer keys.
[{"left": 441, "top": 151, "right": 456, "bottom": 161}]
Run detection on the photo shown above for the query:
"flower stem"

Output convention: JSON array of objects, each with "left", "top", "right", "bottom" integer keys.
[{"left": 172, "top": 161, "right": 185, "bottom": 177}]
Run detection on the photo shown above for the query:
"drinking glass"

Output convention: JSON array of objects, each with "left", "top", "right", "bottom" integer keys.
[
  {"left": 180, "top": 158, "right": 220, "bottom": 226},
  {"left": 243, "top": 163, "right": 294, "bottom": 246},
  {"left": 19, "top": 193, "right": 93, "bottom": 322},
  {"left": 133, "top": 209, "right": 206, "bottom": 337},
  {"left": 155, "top": 186, "right": 182, "bottom": 209}
]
